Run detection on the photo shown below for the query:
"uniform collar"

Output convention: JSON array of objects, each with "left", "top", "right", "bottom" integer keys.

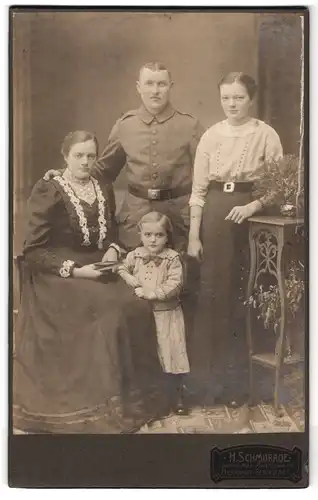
[{"left": 138, "top": 103, "right": 176, "bottom": 124}]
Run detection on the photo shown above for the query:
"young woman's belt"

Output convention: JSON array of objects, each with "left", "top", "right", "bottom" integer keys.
[
  {"left": 209, "top": 181, "right": 254, "bottom": 193},
  {"left": 128, "top": 183, "right": 192, "bottom": 201}
]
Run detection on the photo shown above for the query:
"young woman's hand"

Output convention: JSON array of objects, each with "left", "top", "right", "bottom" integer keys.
[
  {"left": 72, "top": 264, "right": 102, "bottom": 280},
  {"left": 43, "top": 169, "right": 62, "bottom": 181},
  {"left": 187, "top": 238, "right": 203, "bottom": 261},
  {"left": 225, "top": 200, "right": 261, "bottom": 224}
]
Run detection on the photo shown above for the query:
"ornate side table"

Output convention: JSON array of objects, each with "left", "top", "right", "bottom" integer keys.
[{"left": 246, "top": 216, "right": 304, "bottom": 412}]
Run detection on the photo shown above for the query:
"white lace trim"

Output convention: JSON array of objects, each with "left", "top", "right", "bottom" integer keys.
[
  {"left": 54, "top": 176, "right": 107, "bottom": 249},
  {"left": 92, "top": 177, "right": 107, "bottom": 249},
  {"left": 59, "top": 260, "right": 75, "bottom": 278}
]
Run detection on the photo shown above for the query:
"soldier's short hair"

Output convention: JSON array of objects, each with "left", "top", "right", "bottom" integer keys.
[{"left": 138, "top": 62, "right": 172, "bottom": 81}]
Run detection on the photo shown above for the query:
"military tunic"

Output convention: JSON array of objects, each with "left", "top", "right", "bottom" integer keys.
[{"left": 94, "top": 103, "right": 204, "bottom": 250}]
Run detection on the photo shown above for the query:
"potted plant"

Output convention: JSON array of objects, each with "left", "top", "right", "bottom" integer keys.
[
  {"left": 245, "top": 260, "right": 305, "bottom": 356},
  {"left": 253, "top": 154, "right": 302, "bottom": 217}
]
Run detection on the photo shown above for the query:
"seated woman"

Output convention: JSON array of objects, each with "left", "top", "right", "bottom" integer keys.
[{"left": 13, "top": 131, "right": 163, "bottom": 434}]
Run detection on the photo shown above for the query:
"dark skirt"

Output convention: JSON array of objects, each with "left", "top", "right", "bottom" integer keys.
[
  {"left": 188, "top": 188, "right": 252, "bottom": 400},
  {"left": 13, "top": 261, "right": 164, "bottom": 434}
]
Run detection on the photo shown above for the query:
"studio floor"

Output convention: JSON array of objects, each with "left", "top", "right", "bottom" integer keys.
[
  {"left": 14, "top": 402, "right": 304, "bottom": 436},
  {"left": 137, "top": 366, "right": 305, "bottom": 434},
  {"left": 13, "top": 368, "right": 304, "bottom": 435},
  {"left": 137, "top": 401, "right": 304, "bottom": 434}
]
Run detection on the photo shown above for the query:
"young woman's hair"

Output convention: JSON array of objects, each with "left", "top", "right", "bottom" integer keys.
[
  {"left": 138, "top": 211, "right": 174, "bottom": 248},
  {"left": 218, "top": 72, "right": 257, "bottom": 100},
  {"left": 61, "top": 131, "right": 99, "bottom": 157}
]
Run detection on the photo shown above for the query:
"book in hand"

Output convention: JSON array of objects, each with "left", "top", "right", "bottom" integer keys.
[{"left": 93, "top": 261, "right": 118, "bottom": 273}]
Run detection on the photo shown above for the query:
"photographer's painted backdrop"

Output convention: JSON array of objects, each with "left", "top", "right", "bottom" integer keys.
[{"left": 12, "top": 11, "right": 302, "bottom": 253}]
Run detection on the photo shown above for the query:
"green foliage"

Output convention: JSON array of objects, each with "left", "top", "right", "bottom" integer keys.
[
  {"left": 245, "top": 260, "right": 305, "bottom": 333},
  {"left": 253, "top": 154, "right": 302, "bottom": 205}
]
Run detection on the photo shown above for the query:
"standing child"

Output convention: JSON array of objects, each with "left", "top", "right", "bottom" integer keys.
[{"left": 117, "top": 211, "right": 190, "bottom": 415}]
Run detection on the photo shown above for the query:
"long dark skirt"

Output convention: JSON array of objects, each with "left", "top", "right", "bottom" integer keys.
[
  {"left": 188, "top": 188, "right": 252, "bottom": 403},
  {"left": 13, "top": 264, "right": 164, "bottom": 434}
]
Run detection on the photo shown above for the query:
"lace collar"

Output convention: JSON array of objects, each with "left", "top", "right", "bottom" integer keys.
[{"left": 54, "top": 175, "right": 107, "bottom": 249}]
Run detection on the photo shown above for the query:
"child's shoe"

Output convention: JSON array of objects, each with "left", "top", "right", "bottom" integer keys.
[{"left": 173, "top": 377, "right": 189, "bottom": 416}]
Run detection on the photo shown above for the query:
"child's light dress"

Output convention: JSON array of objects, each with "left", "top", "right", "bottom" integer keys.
[{"left": 118, "top": 246, "right": 190, "bottom": 374}]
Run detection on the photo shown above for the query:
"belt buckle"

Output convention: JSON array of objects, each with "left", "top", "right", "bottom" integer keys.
[
  {"left": 223, "top": 182, "right": 235, "bottom": 193},
  {"left": 148, "top": 188, "right": 161, "bottom": 200}
]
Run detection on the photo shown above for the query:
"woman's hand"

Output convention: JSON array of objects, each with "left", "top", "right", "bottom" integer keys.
[
  {"left": 187, "top": 237, "right": 203, "bottom": 261},
  {"left": 225, "top": 200, "right": 261, "bottom": 224},
  {"left": 102, "top": 247, "right": 118, "bottom": 263},
  {"left": 43, "top": 169, "right": 61, "bottom": 181},
  {"left": 72, "top": 264, "right": 102, "bottom": 280},
  {"left": 134, "top": 287, "right": 145, "bottom": 299}
]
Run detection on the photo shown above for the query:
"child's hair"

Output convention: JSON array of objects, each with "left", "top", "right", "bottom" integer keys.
[{"left": 138, "top": 211, "right": 174, "bottom": 248}]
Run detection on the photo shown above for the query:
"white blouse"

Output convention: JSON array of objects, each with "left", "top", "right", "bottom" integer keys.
[{"left": 189, "top": 118, "right": 283, "bottom": 208}]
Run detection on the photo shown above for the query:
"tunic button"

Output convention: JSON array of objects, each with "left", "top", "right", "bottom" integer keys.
[
  {"left": 152, "top": 140, "right": 157, "bottom": 145},
  {"left": 152, "top": 129, "right": 157, "bottom": 135},
  {"left": 152, "top": 172, "right": 158, "bottom": 179},
  {"left": 152, "top": 162, "right": 157, "bottom": 167}
]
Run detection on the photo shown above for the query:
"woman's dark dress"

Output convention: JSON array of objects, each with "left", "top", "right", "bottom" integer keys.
[
  {"left": 13, "top": 177, "right": 163, "bottom": 433},
  {"left": 189, "top": 189, "right": 251, "bottom": 403}
]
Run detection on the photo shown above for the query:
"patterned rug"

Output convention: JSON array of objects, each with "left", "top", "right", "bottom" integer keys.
[
  {"left": 13, "top": 398, "right": 304, "bottom": 435},
  {"left": 137, "top": 402, "right": 304, "bottom": 434},
  {"left": 138, "top": 365, "right": 305, "bottom": 434}
]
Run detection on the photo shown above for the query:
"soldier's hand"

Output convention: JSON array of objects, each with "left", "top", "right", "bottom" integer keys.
[
  {"left": 43, "top": 169, "right": 61, "bottom": 181},
  {"left": 187, "top": 238, "right": 203, "bottom": 262}
]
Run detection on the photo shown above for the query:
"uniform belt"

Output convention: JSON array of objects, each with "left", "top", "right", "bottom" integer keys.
[
  {"left": 209, "top": 181, "right": 254, "bottom": 193},
  {"left": 128, "top": 183, "right": 192, "bottom": 201}
]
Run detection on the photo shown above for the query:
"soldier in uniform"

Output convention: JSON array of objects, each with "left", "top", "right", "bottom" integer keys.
[
  {"left": 45, "top": 61, "right": 204, "bottom": 252},
  {"left": 95, "top": 62, "right": 204, "bottom": 251}
]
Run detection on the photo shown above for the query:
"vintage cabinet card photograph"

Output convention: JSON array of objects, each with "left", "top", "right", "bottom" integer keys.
[{"left": 9, "top": 7, "right": 308, "bottom": 488}]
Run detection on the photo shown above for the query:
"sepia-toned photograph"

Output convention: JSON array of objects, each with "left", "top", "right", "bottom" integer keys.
[{"left": 9, "top": 7, "right": 308, "bottom": 487}]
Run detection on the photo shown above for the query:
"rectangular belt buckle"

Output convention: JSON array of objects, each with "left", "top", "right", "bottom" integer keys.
[
  {"left": 223, "top": 182, "right": 235, "bottom": 193},
  {"left": 148, "top": 188, "right": 161, "bottom": 200}
]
